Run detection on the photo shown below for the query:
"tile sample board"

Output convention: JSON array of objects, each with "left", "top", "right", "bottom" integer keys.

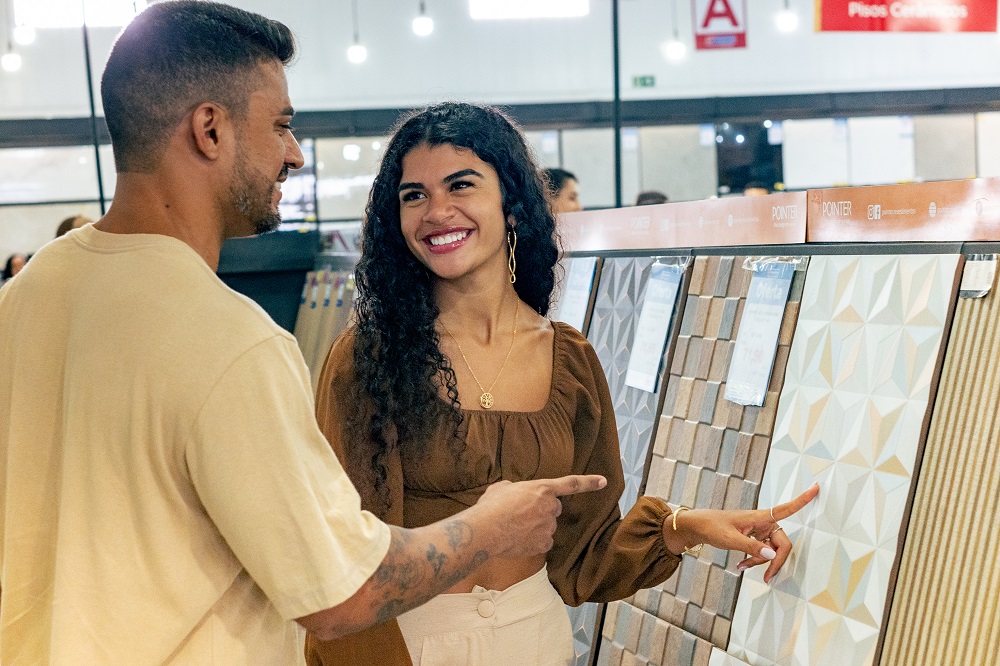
[
  {"left": 635, "top": 256, "right": 805, "bottom": 652},
  {"left": 726, "top": 254, "right": 959, "bottom": 666},
  {"left": 587, "top": 256, "right": 686, "bottom": 514},
  {"left": 710, "top": 648, "right": 752, "bottom": 666},
  {"left": 880, "top": 260, "right": 1000, "bottom": 666},
  {"left": 597, "top": 601, "right": 714, "bottom": 666},
  {"left": 573, "top": 256, "right": 687, "bottom": 666}
]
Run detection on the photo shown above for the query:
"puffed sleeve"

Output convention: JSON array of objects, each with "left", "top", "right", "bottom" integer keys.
[
  {"left": 308, "top": 330, "right": 412, "bottom": 666},
  {"left": 546, "top": 327, "right": 681, "bottom": 605}
]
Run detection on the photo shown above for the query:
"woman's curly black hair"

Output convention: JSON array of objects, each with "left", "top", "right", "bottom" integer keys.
[{"left": 346, "top": 102, "right": 560, "bottom": 504}]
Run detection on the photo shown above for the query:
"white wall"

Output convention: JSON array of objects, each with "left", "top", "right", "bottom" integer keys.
[{"left": 2, "top": 0, "right": 999, "bottom": 120}]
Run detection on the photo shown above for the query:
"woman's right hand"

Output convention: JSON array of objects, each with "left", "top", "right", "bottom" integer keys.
[{"left": 663, "top": 482, "right": 820, "bottom": 583}]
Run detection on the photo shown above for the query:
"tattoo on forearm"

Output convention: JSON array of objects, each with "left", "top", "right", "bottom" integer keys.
[
  {"left": 427, "top": 544, "right": 446, "bottom": 577},
  {"left": 367, "top": 519, "right": 489, "bottom": 626},
  {"left": 444, "top": 520, "right": 473, "bottom": 550}
]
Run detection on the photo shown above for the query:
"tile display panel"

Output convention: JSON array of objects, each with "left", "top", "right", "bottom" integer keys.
[
  {"left": 634, "top": 256, "right": 805, "bottom": 651},
  {"left": 596, "top": 601, "right": 714, "bottom": 666},
  {"left": 726, "top": 254, "right": 959, "bottom": 666},
  {"left": 710, "top": 648, "right": 752, "bottom": 666},
  {"left": 566, "top": 603, "right": 601, "bottom": 666},
  {"left": 880, "top": 261, "right": 1000, "bottom": 666},
  {"left": 588, "top": 256, "right": 683, "bottom": 514},
  {"left": 572, "top": 256, "right": 686, "bottom": 666}
]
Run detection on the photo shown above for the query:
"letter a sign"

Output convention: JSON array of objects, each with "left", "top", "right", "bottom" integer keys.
[{"left": 692, "top": 0, "right": 747, "bottom": 49}]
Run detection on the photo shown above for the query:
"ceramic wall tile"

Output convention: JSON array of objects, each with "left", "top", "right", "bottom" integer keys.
[
  {"left": 567, "top": 603, "right": 601, "bottom": 666},
  {"left": 710, "top": 648, "right": 752, "bottom": 666},
  {"left": 726, "top": 254, "right": 958, "bottom": 666},
  {"left": 880, "top": 259, "right": 1000, "bottom": 666},
  {"left": 597, "top": 601, "right": 714, "bottom": 666},
  {"left": 579, "top": 256, "right": 687, "bottom": 666},
  {"left": 629, "top": 256, "right": 805, "bottom": 651},
  {"left": 588, "top": 256, "right": 681, "bottom": 513}
]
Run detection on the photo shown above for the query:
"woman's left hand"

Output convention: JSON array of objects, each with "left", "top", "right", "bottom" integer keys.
[{"left": 663, "top": 482, "right": 819, "bottom": 583}]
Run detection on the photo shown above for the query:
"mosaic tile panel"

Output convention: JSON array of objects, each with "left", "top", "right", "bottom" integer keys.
[
  {"left": 881, "top": 260, "right": 1000, "bottom": 666},
  {"left": 596, "top": 601, "right": 714, "bottom": 666},
  {"left": 726, "top": 254, "right": 959, "bottom": 666},
  {"left": 626, "top": 256, "right": 806, "bottom": 652},
  {"left": 576, "top": 256, "right": 687, "bottom": 666}
]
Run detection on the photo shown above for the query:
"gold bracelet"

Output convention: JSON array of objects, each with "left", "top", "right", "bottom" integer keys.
[{"left": 672, "top": 506, "right": 705, "bottom": 557}]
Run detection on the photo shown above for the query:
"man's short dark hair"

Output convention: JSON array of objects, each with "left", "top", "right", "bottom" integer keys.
[
  {"left": 635, "top": 190, "right": 668, "bottom": 206},
  {"left": 101, "top": 1, "right": 295, "bottom": 173},
  {"left": 543, "top": 167, "right": 577, "bottom": 197}
]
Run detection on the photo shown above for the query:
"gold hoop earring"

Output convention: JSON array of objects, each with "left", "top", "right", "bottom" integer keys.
[{"left": 507, "top": 228, "right": 517, "bottom": 284}]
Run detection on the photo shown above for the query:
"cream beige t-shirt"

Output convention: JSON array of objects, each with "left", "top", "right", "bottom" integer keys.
[{"left": 0, "top": 225, "right": 391, "bottom": 664}]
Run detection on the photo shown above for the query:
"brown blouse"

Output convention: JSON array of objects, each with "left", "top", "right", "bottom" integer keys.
[{"left": 305, "top": 321, "right": 681, "bottom": 665}]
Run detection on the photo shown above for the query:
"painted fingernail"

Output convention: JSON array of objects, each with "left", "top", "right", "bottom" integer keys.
[
  {"left": 737, "top": 562, "right": 748, "bottom": 571},
  {"left": 761, "top": 547, "right": 777, "bottom": 560}
]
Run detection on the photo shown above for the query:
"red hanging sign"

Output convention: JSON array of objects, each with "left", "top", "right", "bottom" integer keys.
[
  {"left": 817, "top": 0, "right": 997, "bottom": 32},
  {"left": 692, "top": 0, "right": 748, "bottom": 49}
]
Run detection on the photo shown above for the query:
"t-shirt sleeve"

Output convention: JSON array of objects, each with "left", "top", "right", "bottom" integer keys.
[
  {"left": 546, "top": 327, "right": 681, "bottom": 605},
  {"left": 185, "top": 334, "right": 391, "bottom": 620}
]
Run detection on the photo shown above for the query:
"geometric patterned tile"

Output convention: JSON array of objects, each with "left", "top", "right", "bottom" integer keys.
[
  {"left": 588, "top": 256, "right": 682, "bottom": 513},
  {"left": 726, "top": 254, "right": 959, "bottom": 666},
  {"left": 636, "top": 256, "right": 807, "bottom": 650},
  {"left": 880, "top": 258, "right": 1000, "bottom": 666},
  {"left": 578, "top": 256, "right": 688, "bottom": 666},
  {"left": 710, "top": 647, "right": 752, "bottom": 665},
  {"left": 567, "top": 602, "right": 602, "bottom": 666}
]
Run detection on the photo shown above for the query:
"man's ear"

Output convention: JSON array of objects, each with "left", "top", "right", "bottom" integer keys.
[{"left": 190, "top": 103, "right": 228, "bottom": 161}]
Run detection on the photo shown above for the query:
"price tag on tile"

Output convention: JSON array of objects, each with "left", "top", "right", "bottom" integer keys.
[
  {"left": 725, "top": 261, "right": 795, "bottom": 406},
  {"left": 625, "top": 263, "right": 684, "bottom": 393},
  {"left": 552, "top": 257, "right": 598, "bottom": 332},
  {"left": 959, "top": 254, "right": 996, "bottom": 299}
]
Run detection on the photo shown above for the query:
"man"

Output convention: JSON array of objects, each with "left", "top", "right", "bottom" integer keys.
[
  {"left": 544, "top": 167, "right": 582, "bottom": 214},
  {"left": 0, "top": 3, "right": 604, "bottom": 663}
]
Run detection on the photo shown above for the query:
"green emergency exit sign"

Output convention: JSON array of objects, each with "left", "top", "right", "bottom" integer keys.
[{"left": 632, "top": 75, "right": 655, "bottom": 88}]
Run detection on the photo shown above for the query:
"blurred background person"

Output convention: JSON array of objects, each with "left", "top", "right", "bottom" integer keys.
[
  {"left": 544, "top": 167, "right": 582, "bottom": 214},
  {"left": 1, "top": 254, "right": 28, "bottom": 284},
  {"left": 742, "top": 182, "right": 770, "bottom": 197},
  {"left": 635, "top": 190, "right": 668, "bottom": 206},
  {"left": 55, "top": 215, "right": 94, "bottom": 238}
]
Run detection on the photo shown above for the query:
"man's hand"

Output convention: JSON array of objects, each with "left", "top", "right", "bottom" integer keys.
[
  {"left": 298, "top": 474, "right": 605, "bottom": 641},
  {"left": 475, "top": 475, "right": 608, "bottom": 558}
]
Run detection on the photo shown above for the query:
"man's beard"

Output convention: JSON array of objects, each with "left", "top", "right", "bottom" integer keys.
[{"left": 229, "top": 150, "right": 282, "bottom": 236}]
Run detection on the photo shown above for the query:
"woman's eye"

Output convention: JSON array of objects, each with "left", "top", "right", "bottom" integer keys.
[
  {"left": 400, "top": 191, "right": 424, "bottom": 202},
  {"left": 451, "top": 180, "right": 473, "bottom": 191}
]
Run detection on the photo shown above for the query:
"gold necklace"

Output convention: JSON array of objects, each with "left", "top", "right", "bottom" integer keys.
[{"left": 439, "top": 302, "right": 519, "bottom": 409}]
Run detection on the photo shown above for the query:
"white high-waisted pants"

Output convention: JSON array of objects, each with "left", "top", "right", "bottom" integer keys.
[{"left": 395, "top": 566, "right": 575, "bottom": 666}]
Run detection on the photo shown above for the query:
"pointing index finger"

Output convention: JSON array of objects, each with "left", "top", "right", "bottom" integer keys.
[
  {"left": 770, "top": 482, "right": 820, "bottom": 522},
  {"left": 545, "top": 475, "right": 608, "bottom": 497}
]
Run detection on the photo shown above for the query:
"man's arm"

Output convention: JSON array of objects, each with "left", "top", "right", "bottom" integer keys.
[{"left": 298, "top": 474, "right": 605, "bottom": 640}]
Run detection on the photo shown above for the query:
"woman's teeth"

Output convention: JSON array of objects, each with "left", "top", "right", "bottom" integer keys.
[{"left": 429, "top": 230, "right": 469, "bottom": 246}]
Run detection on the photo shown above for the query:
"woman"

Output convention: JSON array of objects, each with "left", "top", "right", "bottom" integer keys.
[
  {"left": 1, "top": 254, "right": 28, "bottom": 283},
  {"left": 307, "top": 102, "right": 817, "bottom": 665}
]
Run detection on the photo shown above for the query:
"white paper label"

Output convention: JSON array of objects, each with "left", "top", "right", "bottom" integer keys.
[
  {"left": 725, "top": 262, "right": 795, "bottom": 407},
  {"left": 959, "top": 256, "right": 997, "bottom": 299},
  {"left": 553, "top": 257, "right": 598, "bottom": 332},
  {"left": 625, "top": 264, "right": 684, "bottom": 393}
]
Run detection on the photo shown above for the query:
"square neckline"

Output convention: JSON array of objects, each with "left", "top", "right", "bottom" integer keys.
[{"left": 456, "top": 320, "right": 565, "bottom": 417}]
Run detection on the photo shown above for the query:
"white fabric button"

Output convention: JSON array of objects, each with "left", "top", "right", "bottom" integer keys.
[{"left": 477, "top": 599, "right": 495, "bottom": 618}]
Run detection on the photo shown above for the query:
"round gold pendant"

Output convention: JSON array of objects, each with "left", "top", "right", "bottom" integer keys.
[{"left": 480, "top": 392, "right": 495, "bottom": 409}]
